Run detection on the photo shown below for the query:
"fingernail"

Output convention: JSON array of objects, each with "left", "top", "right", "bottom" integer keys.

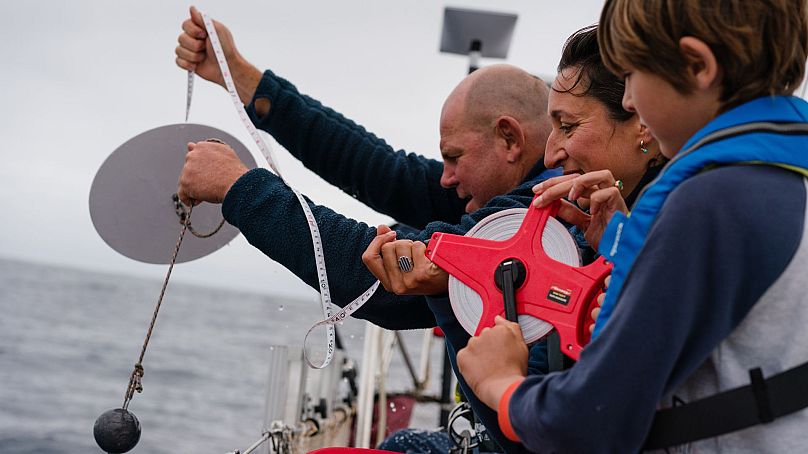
[
  {"left": 568, "top": 188, "right": 577, "bottom": 200},
  {"left": 535, "top": 195, "right": 544, "bottom": 206}
]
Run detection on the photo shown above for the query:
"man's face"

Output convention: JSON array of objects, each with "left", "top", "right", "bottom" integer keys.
[{"left": 439, "top": 98, "right": 511, "bottom": 213}]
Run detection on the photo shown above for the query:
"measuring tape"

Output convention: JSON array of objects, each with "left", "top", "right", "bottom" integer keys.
[
  {"left": 448, "top": 208, "right": 582, "bottom": 344},
  {"left": 195, "top": 12, "right": 382, "bottom": 369},
  {"left": 428, "top": 200, "right": 612, "bottom": 360}
]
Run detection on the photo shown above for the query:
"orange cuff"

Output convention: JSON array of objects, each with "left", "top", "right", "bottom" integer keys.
[{"left": 497, "top": 378, "right": 525, "bottom": 442}]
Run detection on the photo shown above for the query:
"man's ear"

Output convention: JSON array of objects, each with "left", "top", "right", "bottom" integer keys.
[
  {"left": 496, "top": 116, "right": 525, "bottom": 163},
  {"left": 679, "top": 36, "right": 721, "bottom": 91}
]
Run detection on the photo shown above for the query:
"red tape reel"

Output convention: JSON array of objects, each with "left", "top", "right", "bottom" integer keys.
[{"left": 426, "top": 199, "right": 612, "bottom": 360}]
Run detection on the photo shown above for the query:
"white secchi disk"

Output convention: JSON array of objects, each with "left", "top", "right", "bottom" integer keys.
[
  {"left": 448, "top": 208, "right": 582, "bottom": 343},
  {"left": 89, "top": 123, "right": 257, "bottom": 264}
]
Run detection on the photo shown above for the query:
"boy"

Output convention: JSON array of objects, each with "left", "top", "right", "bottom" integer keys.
[{"left": 457, "top": 1, "right": 808, "bottom": 452}]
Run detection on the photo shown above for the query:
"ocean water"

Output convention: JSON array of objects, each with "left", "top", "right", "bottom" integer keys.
[{"left": 0, "top": 258, "right": 443, "bottom": 453}]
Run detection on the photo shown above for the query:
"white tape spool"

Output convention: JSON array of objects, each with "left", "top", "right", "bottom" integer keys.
[{"left": 448, "top": 208, "right": 582, "bottom": 344}]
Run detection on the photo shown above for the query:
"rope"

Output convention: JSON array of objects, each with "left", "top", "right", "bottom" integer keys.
[
  {"left": 172, "top": 193, "right": 226, "bottom": 238},
  {"left": 122, "top": 198, "right": 196, "bottom": 409}
]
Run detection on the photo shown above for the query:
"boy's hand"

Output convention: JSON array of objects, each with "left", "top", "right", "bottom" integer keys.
[{"left": 457, "top": 316, "right": 528, "bottom": 409}]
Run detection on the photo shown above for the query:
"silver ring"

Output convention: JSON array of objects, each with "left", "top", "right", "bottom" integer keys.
[
  {"left": 205, "top": 137, "right": 226, "bottom": 144},
  {"left": 398, "top": 256, "right": 414, "bottom": 273}
]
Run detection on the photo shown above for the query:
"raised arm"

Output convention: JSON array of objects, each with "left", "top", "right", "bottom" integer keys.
[
  {"left": 174, "top": 7, "right": 467, "bottom": 228},
  {"left": 243, "top": 70, "right": 468, "bottom": 228}
]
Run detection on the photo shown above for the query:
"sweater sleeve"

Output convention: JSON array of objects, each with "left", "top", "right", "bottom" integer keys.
[
  {"left": 244, "top": 69, "right": 468, "bottom": 229},
  {"left": 222, "top": 168, "right": 436, "bottom": 330},
  {"left": 505, "top": 166, "right": 805, "bottom": 453},
  {"left": 220, "top": 169, "right": 543, "bottom": 331}
]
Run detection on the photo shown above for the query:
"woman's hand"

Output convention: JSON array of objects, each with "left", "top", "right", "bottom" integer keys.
[
  {"left": 362, "top": 225, "right": 449, "bottom": 295},
  {"left": 532, "top": 170, "right": 629, "bottom": 250},
  {"left": 457, "top": 316, "right": 528, "bottom": 409}
]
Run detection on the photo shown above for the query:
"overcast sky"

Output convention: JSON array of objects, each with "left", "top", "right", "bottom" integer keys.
[{"left": 6, "top": 1, "right": 793, "bottom": 301}]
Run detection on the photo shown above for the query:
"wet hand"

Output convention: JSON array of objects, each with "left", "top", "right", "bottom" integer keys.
[{"left": 362, "top": 226, "right": 449, "bottom": 296}]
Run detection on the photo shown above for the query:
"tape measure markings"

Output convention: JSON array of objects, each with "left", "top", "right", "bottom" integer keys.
[{"left": 199, "top": 12, "right": 380, "bottom": 369}]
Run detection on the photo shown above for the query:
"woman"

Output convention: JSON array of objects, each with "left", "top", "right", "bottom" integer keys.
[{"left": 365, "top": 25, "right": 665, "bottom": 453}]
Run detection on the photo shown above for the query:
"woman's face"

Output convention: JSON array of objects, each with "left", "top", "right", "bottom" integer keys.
[{"left": 544, "top": 67, "right": 648, "bottom": 195}]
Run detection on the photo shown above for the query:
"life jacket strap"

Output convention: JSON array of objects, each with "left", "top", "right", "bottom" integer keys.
[{"left": 643, "top": 361, "right": 808, "bottom": 450}]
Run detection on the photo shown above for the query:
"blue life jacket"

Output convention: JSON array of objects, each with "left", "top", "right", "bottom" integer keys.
[{"left": 594, "top": 95, "right": 808, "bottom": 338}]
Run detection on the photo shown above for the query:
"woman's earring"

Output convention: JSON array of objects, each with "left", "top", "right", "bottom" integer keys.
[{"left": 640, "top": 139, "right": 649, "bottom": 154}]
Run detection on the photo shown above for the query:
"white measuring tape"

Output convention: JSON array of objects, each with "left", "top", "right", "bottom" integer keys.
[{"left": 194, "top": 12, "right": 382, "bottom": 369}]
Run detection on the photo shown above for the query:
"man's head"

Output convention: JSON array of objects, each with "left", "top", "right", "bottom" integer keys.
[{"left": 439, "top": 64, "right": 552, "bottom": 213}]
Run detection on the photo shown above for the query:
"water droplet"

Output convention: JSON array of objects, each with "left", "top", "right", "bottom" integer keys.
[
  {"left": 389, "top": 402, "right": 397, "bottom": 412},
  {"left": 349, "top": 334, "right": 355, "bottom": 340},
  {"left": 278, "top": 305, "right": 285, "bottom": 312}
]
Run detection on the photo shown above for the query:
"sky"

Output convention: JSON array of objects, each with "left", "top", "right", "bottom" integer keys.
[{"left": 6, "top": 0, "right": 792, "bottom": 301}]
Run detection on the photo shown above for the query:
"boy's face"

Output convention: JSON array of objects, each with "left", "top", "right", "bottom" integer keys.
[{"left": 621, "top": 68, "right": 717, "bottom": 159}]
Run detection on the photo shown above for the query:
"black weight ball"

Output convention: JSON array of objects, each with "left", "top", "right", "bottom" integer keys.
[{"left": 93, "top": 408, "right": 141, "bottom": 453}]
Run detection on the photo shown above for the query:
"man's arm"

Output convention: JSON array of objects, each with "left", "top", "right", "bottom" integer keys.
[
  {"left": 222, "top": 168, "right": 438, "bottom": 330},
  {"left": 175, "top": 7, "right": 468, "bottom": 228},
  {"left": 178, "top": 141, "right": 539, "bottom": 330},
  {"left": 243, "top": 70, "right": 468, "bottom": 229}
]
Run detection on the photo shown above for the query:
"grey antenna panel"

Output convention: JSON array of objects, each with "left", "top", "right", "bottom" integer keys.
[
  {"left": 89, "top": 123, "right": 258, "bottom": 264},
  {"left": 440, "top": 7, "right": 518, "bottom": 58}
]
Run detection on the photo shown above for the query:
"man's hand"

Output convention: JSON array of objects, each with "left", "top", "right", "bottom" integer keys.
[
  {"left": 177, "top": 141, "right": 249, "bottom": 206},
  {"left": 457, "top": 316, "right": 528, "bottom": 409},
  {"left": 175, "top": 6, "right": 262, "bottom": 106},
  {"left": 362, "top": 225, "right": 450, "bottom": 295}
]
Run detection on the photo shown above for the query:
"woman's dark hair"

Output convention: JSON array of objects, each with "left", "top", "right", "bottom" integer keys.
[{"left": 556, "top": 25, "right": 634, "bottom": 122}]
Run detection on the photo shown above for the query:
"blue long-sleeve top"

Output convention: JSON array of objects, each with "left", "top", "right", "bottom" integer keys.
[{"left": 506, "top": 166, "right": 808, "bottom": 453}]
